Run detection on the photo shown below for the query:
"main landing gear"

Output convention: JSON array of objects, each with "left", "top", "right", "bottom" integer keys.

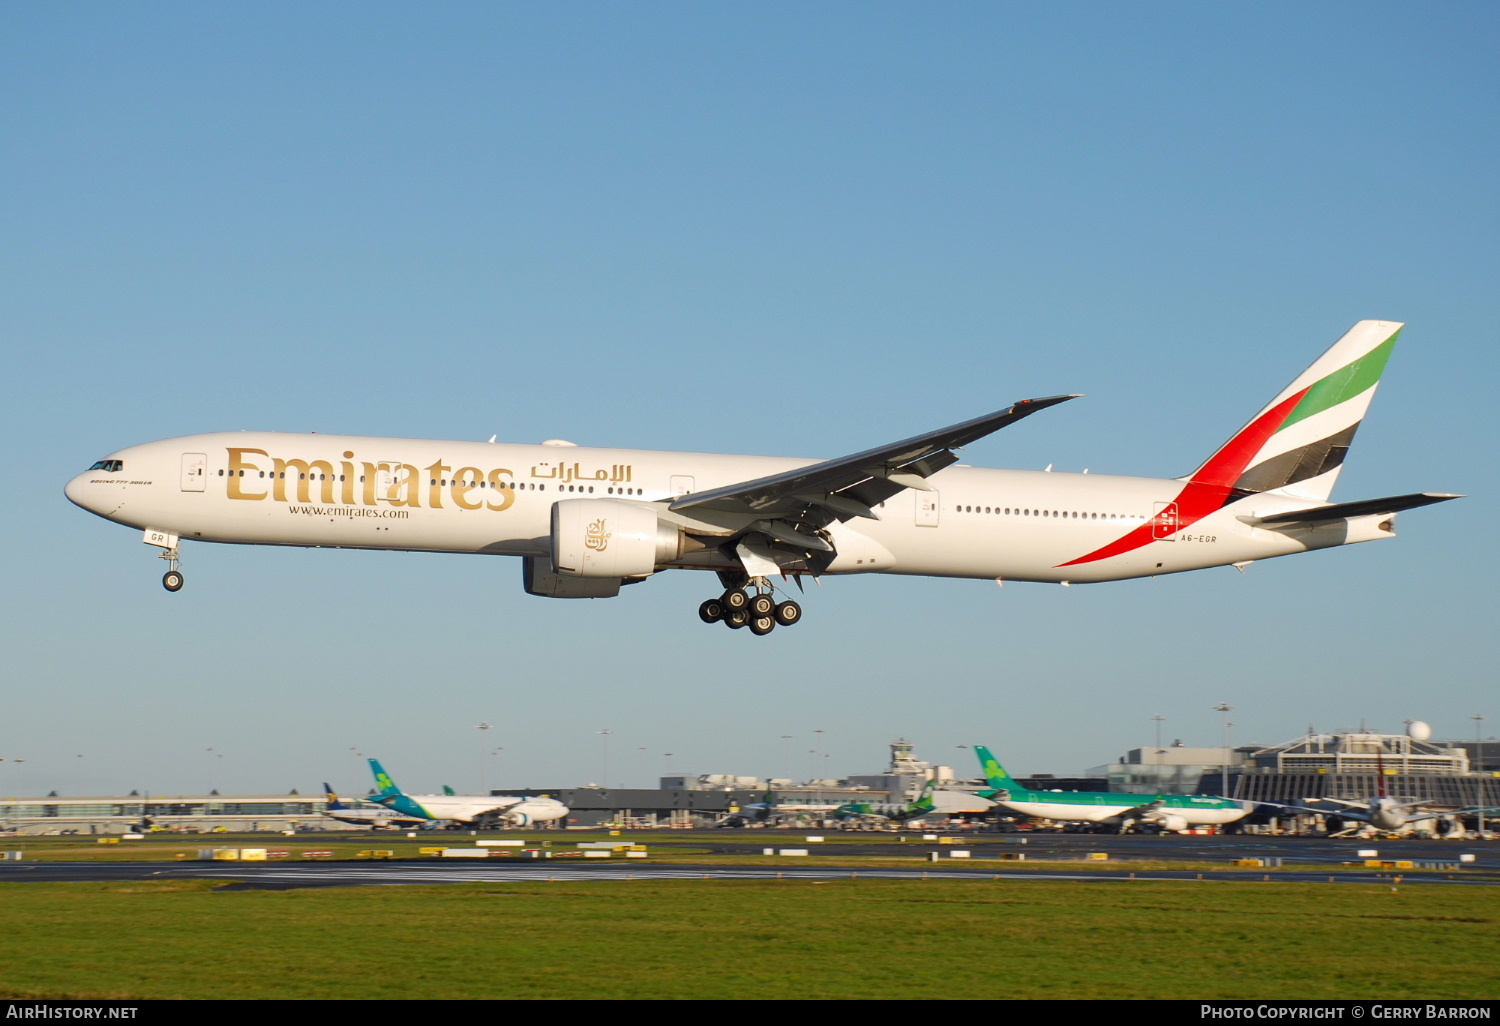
[{"left": 698, "top": 577, "right": 801, "bottom": 637}]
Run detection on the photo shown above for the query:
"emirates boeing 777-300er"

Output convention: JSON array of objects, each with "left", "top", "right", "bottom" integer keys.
[{"left": 66, "top": 321, "right": 1458, "bottom": 635}]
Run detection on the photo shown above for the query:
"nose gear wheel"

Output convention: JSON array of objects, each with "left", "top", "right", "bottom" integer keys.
[{"left": 158, "top": 547, "right": 184, "bottom": 593}]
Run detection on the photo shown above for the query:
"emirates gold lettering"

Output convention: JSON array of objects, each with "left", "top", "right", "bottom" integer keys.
[
  {"left": 340, "top": 452, "right": 357, "bottom": 505},
  {"left": 227, "top": 448, "right": 269, "bottom": 500},
  {"left": 226, "top": 448, "right": 544, "bottom": 515},
  {"left": 451, "top": 467, "right": 483, "bottom": 510},
  {"left": 424, "top": 460, "right": 450, "bottom": 509},
  {"left": 485, "top": 468, "right": 515, "bottom": 512},
  {"left": 273, "top": 458, "right": 336, "bottom": 503},
  {"left": 387, "top": 464, "right": 420, "bottom": 507}
]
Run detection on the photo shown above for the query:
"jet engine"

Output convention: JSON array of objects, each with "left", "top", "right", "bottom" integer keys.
[
  {"left": 551, "top": 499, "right": 695, "bottom": 578},
  {"left": 1156, "top": 814, "right": 1187, "bottom": 833}
]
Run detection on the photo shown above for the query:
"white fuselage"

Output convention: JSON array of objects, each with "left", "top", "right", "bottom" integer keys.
[
  {"left": 395, "top": 793, "right": 568, "bottom": 824},
  {"left": 64, "top": 431, "right": 1397, "bottom": 586},
  {"left": 998, "top": 798, "right": 1248, "bottom": 826}
]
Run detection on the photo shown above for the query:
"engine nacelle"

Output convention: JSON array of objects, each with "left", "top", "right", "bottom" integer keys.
[
  {"left": 1157, "top": 814, "right": 1188, "bottom": 833},
  {"left": 551, "top": 499, "right": 687, "bottom": 578},
  {"left": 523, "top": 556, "right": 622, "bottom": 599}
]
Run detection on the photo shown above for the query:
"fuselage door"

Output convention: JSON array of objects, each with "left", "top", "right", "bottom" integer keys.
[
  {"left": 377, "top": 461, "right": 407, "bottom": 503},
  {"left": 181, "top": 453, "right": 207, "bottom": 492},
  {"left": 1152, "top": 501, "right": 1180, "bottom": 540},
  {"left": 670, "top": 475, "right": 694, "bottom": 499},
  {"left": 915, "top": 491, "right": 940, "bottom": 527}
]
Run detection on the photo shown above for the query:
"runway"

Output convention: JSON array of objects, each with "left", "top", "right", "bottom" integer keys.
[{"left": 1, "top": 858, "right": 1494, "bottom": 890}]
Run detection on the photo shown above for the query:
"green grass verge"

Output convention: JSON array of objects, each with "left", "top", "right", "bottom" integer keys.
[{"left": 0, "top": 878, "right": 1496, "bottom": 1000}]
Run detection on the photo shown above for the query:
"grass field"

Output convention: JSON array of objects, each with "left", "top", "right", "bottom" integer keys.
[{"left": 0, "top": 877, "right": 1496, "bottom": 1000}]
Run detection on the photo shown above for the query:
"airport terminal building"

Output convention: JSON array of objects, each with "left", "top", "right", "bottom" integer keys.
[{"left": 1091, "top": 727, "right": 1500, "bottom": 812}]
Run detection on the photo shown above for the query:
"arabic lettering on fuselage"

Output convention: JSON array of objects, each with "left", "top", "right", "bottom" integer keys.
[{"left": 528, "top": 462, "right": 632, "bottom": 484}]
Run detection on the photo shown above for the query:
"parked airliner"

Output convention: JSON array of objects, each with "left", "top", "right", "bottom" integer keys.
[
  {"left": 65, "top": 321, "right": 1457, "bottom": 633},
  {"left": 973, "top": 746, "right": 1249, "bottom": 833},
  {"left": 366, "top": 759, "right": 568, "bottom": 827}
]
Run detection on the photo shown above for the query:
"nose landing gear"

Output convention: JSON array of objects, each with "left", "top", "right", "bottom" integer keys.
[
  {"left": 698, "top": 577, "right": 801, "bottom": 636},
  {"left": 159, "top": 547, "right": 184, "bottom": 593}
]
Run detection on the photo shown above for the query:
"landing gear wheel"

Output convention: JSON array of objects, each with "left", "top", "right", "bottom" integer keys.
[
  {"left": 724, "top": 609, "right": 749, "bottom": 629},
  {"left": 774, "top": 600, "right": 802, "bottom": 626},
  {"left": 748, "top": 593, "right": 775, "bottom": 617},
  {"left": 749, "top": 614, "right": 776, "bottom": 636},
  {"left": 723, "top": 589, "right": 750, "bottom": 611},
  {"left": 698, "top": 599, "right": 725, "bottom": 623},
  {"left": 162, "top": 570, "right": 184, "bottom": 593}
]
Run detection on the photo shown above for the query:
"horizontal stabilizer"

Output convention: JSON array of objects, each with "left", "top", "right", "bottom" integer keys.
[{"left": 1243, "top": 492, "right": 1462, "bottom": 526}]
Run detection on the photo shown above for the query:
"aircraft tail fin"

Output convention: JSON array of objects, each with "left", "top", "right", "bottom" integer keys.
[
  {"left": 323, "top": 783, "right": 347, "bottom": 810},
  {"left": 909, "top": 778, "right": 940, "bottom": 811},
  {"left": 1187, "top": 320, "right": 1402, "bottom": 502},
  {"left": 369, "top": 758, "right": 403, "bottom": 797},
  {"left": 974, "top": 746, "right": 1023, "bottom": 791}
]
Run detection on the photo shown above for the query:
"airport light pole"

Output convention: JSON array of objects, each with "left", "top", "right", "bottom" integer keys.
[
  {"left": 476, "top": 722, "right": 492, "bottom": 792},
  {"left": 1151, "top": 714, "right": 1167, "bottom": 788},
  {"left": 1214, "top": 703, "right": 1234, "bottom": 797},
  {"left": 597, "top": 730, "right": 614, "bottom": 788},
  {"left": 205, "top": 748, "right": 222, "bottom": 794},
  {"left": 1474, "top": 714, "right": 1487, "bottom": 838}
]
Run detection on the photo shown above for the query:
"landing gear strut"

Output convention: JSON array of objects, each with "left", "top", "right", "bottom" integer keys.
[
  {"left": 698, "top": 576, "right": 801, "bottom": 636},
  {"left": 159, "top": 548, "right": 184, "bottom": 592}
]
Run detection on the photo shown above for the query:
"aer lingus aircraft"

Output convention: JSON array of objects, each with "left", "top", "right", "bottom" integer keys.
[
  {"left": 834, "top": 780, "right": 946, "bottom": 824},
  {"left": 65, "top": 321, "right": 1458, "bottom": 634},
  {"left": 365, "top": 759, "right": 568, "bottom": 827},
  {"left": 974, "top": 746, "right": 1250, "bottom": 833}
]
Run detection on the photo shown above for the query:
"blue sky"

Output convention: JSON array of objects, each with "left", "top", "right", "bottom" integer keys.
[{"left": 3, "top": 2, "right": 1495, "bottom": 797}]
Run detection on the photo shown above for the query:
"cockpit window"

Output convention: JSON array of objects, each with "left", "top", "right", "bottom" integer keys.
[{"left": 87, "top": 460, "right": 124, "bottom": 472}]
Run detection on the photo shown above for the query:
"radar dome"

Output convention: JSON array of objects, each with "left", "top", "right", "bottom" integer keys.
[{"left": 1406, "top": 720, "right": 1432, "bottom": 741}]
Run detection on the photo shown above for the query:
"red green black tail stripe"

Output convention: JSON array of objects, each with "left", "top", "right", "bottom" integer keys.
[{"left": 1058, "top": 329, "right": 1397, "bottom": 568}]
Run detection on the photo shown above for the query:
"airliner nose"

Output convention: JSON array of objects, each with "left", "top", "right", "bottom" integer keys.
[
  {"left": 64, "top": 473, "right": 90, "bottom": 510},
  {"left": 65, "top": 472, "right": 113, "bottom": 516}
]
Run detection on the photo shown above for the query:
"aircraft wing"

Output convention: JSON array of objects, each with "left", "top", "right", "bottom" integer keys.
[
  {"left": 1264, "top": 799, "right": 1371, "bottom": 821},
  {"left": 670, "top": 395, "right": 1080, "bottom": 521},
  {"left": 1241, "top": 492, "right": 1461, "bottom": 527}
]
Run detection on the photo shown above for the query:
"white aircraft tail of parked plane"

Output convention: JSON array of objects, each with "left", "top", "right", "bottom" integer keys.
[{"left": 66, "top": 321, "right": 1458, "bottom": 632}]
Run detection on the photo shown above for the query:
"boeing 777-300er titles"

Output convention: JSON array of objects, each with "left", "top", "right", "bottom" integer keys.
[
  {"left": 973, "top": 746, "right": 1250, "bottom": 833},
  {"left": 365, "top": 759, "right": 568, "bottom": 826},
  {"left": 65, "top": 321, "right": 1459, "bottom": 634}
]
